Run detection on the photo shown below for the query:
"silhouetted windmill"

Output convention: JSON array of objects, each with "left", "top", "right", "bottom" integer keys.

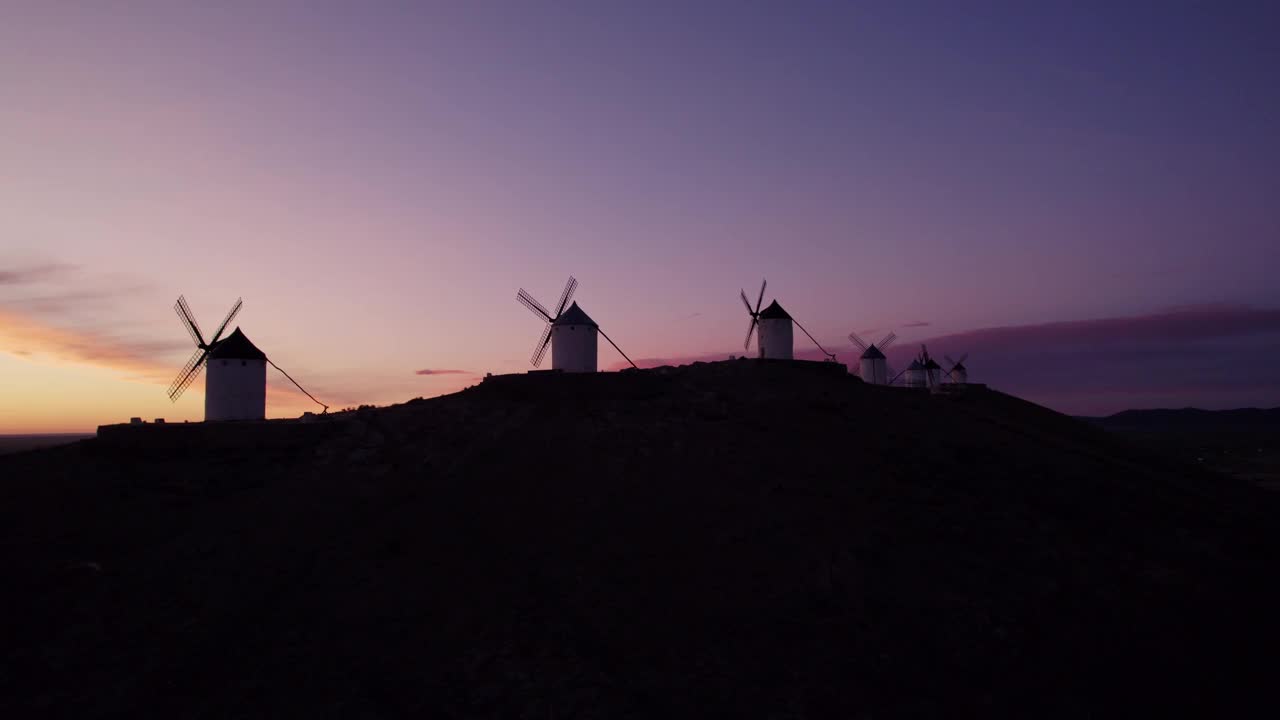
[
  {"left": 517, "top": 276, "right": 636, "bottom": 372},
  {"left": 891, "top": 345, "right": 941, "bottom": 388},
  {"left": 944, "top": 353, "right": 969, "bottom": 384},
  {"left": 168, "top": 295, "right": 268, "bottom": 420},
  {"left": 848, "top": 330, "right": 898, "bottom": 384},
  {"left": 168, "top": 295, "right": 327, "bottom": 420},
  {"left": 739, "top": 278, "right": 835, "bottom": 361},
  {"left": 921, "top": 345, "right": 943, "bottom": 387},
  {"left": 900, "top": 358, "right": 926, "bottom": 388}
]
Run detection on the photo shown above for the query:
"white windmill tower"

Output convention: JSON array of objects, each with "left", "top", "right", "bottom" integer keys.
[
  {"left": 921, "top": 345, "right": 943, "bottom": 388},
  {"left": 944, "top": 353, "right": 970, "bottom": 384},
  {"left": 901, "top": 358, "right": 927, "bottom": 388},
  {"left": 517, "top": 276, "right": 636, "bottom": 373},
  {"left": 848, "top": 330, "right": 898, "bottom": 385},
  {"left": 739, "top": 279, "right": 836, "bottom": 361},
  {"left": 168, "top": 296, "right": 266, "bottom": 421},
  {"left": 168, "top": 296, "right": 327, "bottom": 420},
  {"left": 893, "top": 345, "right": 942, "bottom": 389}
]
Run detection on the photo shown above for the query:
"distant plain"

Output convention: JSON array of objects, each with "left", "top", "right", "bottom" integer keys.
[{"left": 0, "top": 434, "right": 93, "bottom": 456}]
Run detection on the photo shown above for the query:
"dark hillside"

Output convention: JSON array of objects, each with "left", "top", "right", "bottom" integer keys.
[
  {"left": 1084, "top": 407, "right": 1280, "bottom": 489},
  {"left": 3, "top": 360, "right": 1278, "bottom": 717}
]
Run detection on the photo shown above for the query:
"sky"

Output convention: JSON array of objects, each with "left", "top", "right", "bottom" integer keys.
[{"left": 2, "top": 1, "right": 1279, "bottom": 432}]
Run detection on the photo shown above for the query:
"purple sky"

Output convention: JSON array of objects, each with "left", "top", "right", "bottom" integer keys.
[{"left": 2, "top": 2, "right": 1278, "bottom": 430}]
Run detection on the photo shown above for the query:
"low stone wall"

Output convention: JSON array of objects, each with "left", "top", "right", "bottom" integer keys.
[{"left": 95, "top": 418, "right": 345, "bottom": 452}]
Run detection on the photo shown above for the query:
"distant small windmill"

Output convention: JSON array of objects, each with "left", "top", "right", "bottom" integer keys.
[
  {"left": 739, "top": 278, "right": 836, "bottom": 361},
  {"left": 901, "top": 358, "right": 926, "bottom": 388},
  {"left": 892, "top": 345, "right": 940, "bottom": 388},
  {"left": 921, "top": 345, "right": 943, "bottom": 387},
  {"left": 517, "top": 276, "right": 636, "bottom": 372},
  {"left": 168, "top": 295, "right": 326, "bottom": 420},
  {"left": 848, "top": 330, "right": 898, "bottom": 385},
  {"left": 944, "top": 353, "right": 969, "bottom": 384}
]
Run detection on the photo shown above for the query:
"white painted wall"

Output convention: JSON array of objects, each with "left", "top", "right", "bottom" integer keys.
[
  {"left": 904, "top": 366, "right": 926, "bottom": 388},
  {"left": 552, "top": 323, "right": 598, "bottom": 372},
  {"left": 205, "top": 358, "right": 266, "bottom": 421},
  {"left": 758, "top": 318, "right": 793, "bottom": 359},
  {"left": 860, "top": 357, "right": 887, "bottom": 384}
]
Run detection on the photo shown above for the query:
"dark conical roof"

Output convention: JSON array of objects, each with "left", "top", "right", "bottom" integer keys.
[
  {"left": 208, "top": 327, "right": 267, "bottom": 360},
  {"left": 952, "top": 361, "right": 967, "bottom": 371},
  {"left": 759, "top": 300, "right": 791, "bottom": 320},
  {"left": 553, "top": 301, "right": 598, "bottom": 327},
  {"left": 860, "top": 345, "right": 885, "bottom": 360},
  {"left": 924, "top": 358, "right": 942, "bottom": 370},
  {"left": 906, "top": 359, "right": 923, "bottom": 370}
]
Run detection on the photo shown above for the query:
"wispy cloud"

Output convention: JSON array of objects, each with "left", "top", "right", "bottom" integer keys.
[
  {"left": 0, "top": 308, "right": 187, "bottom": 382},
  {"left": 415, "top": 368, "right": 471, "bottom": 376},
  {"left": 0, "top": 260, "right": 182, "bottom": 382},
  {"left": 902, "top": 321, "right": 930, "bottom": 328},
  {"left": 0, "top": 262, "right": 75, "bottom": 285},
  {"left": 913, "top": 304, "right": 1280, "bottom": 351}
]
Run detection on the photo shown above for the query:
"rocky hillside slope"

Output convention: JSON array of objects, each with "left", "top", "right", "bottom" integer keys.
[{"left": 3, "top": 360, "right": 1278, "bottom": 717}]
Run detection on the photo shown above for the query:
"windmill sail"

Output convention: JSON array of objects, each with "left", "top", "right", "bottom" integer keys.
[
  {"left": 167, "top": 296, "right": 244, "bottom": 403},
  {"left": 740, "top": 278, "right": 766, "bottom": 350}
]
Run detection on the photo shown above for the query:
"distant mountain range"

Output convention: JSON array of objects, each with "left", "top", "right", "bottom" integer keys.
[{"left": 1080, "top": 407, "right": 1280, "bottom": 431}]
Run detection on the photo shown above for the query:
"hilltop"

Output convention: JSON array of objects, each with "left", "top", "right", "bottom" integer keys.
[{"left": 3, "top": 360, "right": 1278, "bottom": 717}]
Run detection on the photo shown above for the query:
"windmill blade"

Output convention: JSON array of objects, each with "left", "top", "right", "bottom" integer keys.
[
  {"left": 880, "top": 332, "right": 898, "bottom": 351},
  {"left": 740, "top": 289, "right": 754, "bottom": 315},
  {"left": 170, "top": 358, "right": 207, "bottom": 401},
  {"left": 848, "top": 331, "right": 868, "bottom": 352},
  {"left": 530, "top": 323, "right": 553, "bottom": 367},
  {"left": 744, "top": 317, "right": 758, "bottom": 350},
  {"left": 955, "top": 353, "right": 968, "bottom": 365},
  {"left": 944, "top": 354, "right": 956, "bottom": 367},
  {"left": 208, "top": 297, "right": 243, "bottom": 346},
  {"left": 517, "top": 289, "right": 554, "bottom": 321},
  {"left": 174, "top": 300, "right": 203, "bottom": 347},
  {"left": 167, "top": 348, "right": 208, "bottom": 401},
  {"left": 175, "top": 295, "right": 206, "bottom": 347},
  {"left": 755, "top": 278, "right": 766, "bottom": 314},
  {"left": 553, "top": 276, "right": 578, "bottom": 318}
]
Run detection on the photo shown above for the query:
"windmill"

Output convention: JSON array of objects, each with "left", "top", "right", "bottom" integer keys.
[
  {"left": 901, "top": 358, "right": 926, "bottom": 388},
  {"left": 168, "top": 295, "right": 268, "bottom": 421},
  {"left": 944, "top": 353, "right": 969, "bottom": 384},
  {"left": 739, "top": 279, "right": 835, "bottom": 361},
  {"left": 848, "top": 330, "right": 898, "bottom": 385},
  {"left": 517, "top": 276, "right": 636, "bottom": 373},
  {"left": 920, "top": 345, "right": 943, "bottom": 387},
  {"left": 168, "top": 295, "right": 328, "bottom": 420},
  {"left": 890, "top": 345, "right": 940, "bottom": 388}
]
